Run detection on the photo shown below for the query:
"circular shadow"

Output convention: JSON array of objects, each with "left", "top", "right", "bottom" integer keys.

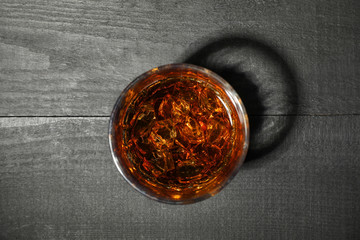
[{"left": 182, "top": 36, "right": 298, "bottom": 163}]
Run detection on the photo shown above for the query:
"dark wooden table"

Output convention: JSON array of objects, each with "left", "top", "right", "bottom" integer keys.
[{"left": 1, "top": 0, "right": 359, "bottom": 239}]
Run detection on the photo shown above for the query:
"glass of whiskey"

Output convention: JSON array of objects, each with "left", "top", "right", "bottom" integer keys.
[{"left": 109, "top": 64, "right": 249, "bottom": 204}]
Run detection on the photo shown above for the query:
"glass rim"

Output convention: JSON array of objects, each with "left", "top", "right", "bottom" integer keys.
[{"left": 109, "top": 63, "right": 250, "bottom": 204}]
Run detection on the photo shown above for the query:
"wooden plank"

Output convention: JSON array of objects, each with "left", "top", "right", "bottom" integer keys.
[
  {"left": 0, "top": 0, "right": 359, "bottom": 116},
  {"left": 0, "top": 116, "right": 359, "bottom": 239}
]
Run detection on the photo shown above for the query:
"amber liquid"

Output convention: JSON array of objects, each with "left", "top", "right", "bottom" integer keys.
[{"left": 122, "top": 77, "right": 235, "bottom": 191}]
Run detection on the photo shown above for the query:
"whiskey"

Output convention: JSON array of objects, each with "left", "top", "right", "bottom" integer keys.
[
  {"left": 110, "top": 64, "right": 248, "bottom": 203},
  {"left": 124, "top": 77, "right": 233, "bottom": 188}
]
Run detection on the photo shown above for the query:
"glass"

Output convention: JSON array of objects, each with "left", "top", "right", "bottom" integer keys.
[{"left": 109, "top": 63, "right": 249, "bottom": 204}]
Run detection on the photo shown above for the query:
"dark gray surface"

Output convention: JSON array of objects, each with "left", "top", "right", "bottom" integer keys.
[
  {"left": 0, "top": 0, "right": 359, "bottom": 239},
  {"left": 1, "top": 116, "right": 359, "bottom": 239},
  {"left": 0, "top": 0, "right": 359, "bottom": 116}
]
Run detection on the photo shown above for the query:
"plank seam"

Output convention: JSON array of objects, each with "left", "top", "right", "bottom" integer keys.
[{"left": 0, "top": 114, "right": 359, "bottom": 118}]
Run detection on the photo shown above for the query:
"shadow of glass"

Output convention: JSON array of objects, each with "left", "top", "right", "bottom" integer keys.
[{"left": 182, "top": 36, "right": 298, "bottom": 164}]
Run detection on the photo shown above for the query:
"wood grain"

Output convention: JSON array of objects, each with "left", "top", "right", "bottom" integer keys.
[
  {"left": 1, "top": 116, "right": 359, "bottom": 239},
  {"left": 1, "top": 0, "right": 359, "bottom": 239},
  {"left": 0, "top": 0, "right": 359, "bottom": 116}
]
